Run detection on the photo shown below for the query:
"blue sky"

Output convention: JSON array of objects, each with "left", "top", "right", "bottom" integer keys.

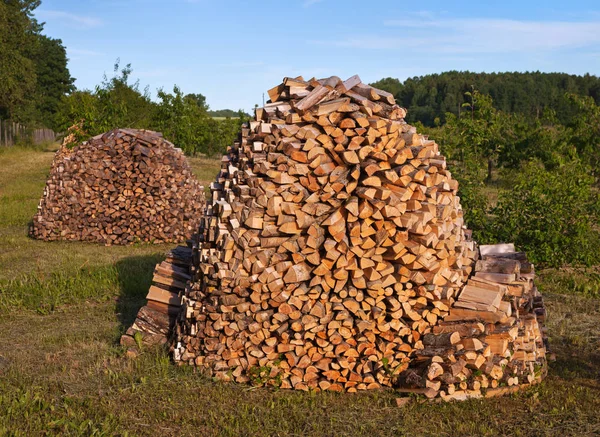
[{"left": 35, "top": 0, "right": 600, "bottom": 113}]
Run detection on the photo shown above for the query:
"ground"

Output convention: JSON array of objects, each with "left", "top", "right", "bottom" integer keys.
[{"left": 0, "top": 145, "right": 598, "bottom": 436}]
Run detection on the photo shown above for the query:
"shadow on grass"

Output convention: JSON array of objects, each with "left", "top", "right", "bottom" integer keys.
[
  {"left": 550, "top": 351, "right": 600, "bottom": 382},
  {"left": 115, "top": 254, "right": 165, "bottom": 331}
]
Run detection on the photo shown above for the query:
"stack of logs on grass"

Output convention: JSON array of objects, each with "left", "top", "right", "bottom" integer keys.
[
  {"left": 166, "top": 75, "right": 548, "bottom": 399},
  {"left": 30, "top": 129, "right": 205, "bottom": 245},
  {"left": 397, "top": 244, "right": 548, "bottom": 400},
  {"left": 121, "top": 246, "right": 193, "bottom": 349},
  {"left": 122, "top": 75, "right": 548, "bottom": 400}
]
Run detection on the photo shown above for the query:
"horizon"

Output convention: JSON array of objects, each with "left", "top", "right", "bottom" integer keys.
[{"left": 35, "top": 0, "right": 600, "bottom": 112}]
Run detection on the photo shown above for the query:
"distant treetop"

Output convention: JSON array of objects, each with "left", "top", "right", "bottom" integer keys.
[
  {"left": 208, "top": 109, "right": 251, "bottom": 118},
  {"left": 370, "top": 71, "right": 600, "bottom": 126}
]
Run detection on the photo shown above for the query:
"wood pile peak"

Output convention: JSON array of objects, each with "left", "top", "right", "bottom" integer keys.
[
  {"left": 31, "top": 128, "right": 205, "bottom": 245},
  {"left": 125, "top": 75, "right": 548, "bottom": 400}
]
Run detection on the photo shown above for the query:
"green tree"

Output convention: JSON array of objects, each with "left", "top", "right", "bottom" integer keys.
[
  {"left": 453, "top": 90, "right": 506, "bottom": 181},
  {"left": 566, "top": 93, "right": 600, "bottom": 174},
  {"left": 32, "top": 35, "right": 75, "bottom": 129},
  {"left": 185, "top": 93, "right": 208, "bottom": 111},
  {"left": 152, "top": 86, "right": 245, "bottom": 156},
  {"left": 390, "top": 71, "right": 600, "bottom": 126},
  {"left": 491, "top": 160, "right": 600, "bottom": 267},
  {"left": 369, "top": 77, "right": 403, "bottom": 98},
  {"left": 56, "top": 61, "right": 154, "bottom": 136},
  {"left": 152, "top": 85, "right": 211, "bottom": 155},
  {"left": 0, "top": 0, "right": 41, "bottom": 121}
]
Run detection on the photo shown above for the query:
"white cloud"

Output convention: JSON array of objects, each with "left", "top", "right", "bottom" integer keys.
[
  {"left": 313, "top": 15, "right": 600, "bottom": 54},
  {"left": 36, "top": 10, "right": 103, "bottom": 28}
]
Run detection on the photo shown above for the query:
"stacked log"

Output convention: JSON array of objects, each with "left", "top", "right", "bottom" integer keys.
[
  {"left": 171, "top": 75, "right": 497, "bottom": 393},
  {"left": 31, "top": 129, "right": 205, "bottom": 245},
  {"left": 121, "top": 246, "right": 193, "bottom": 349},
  {"left": 397, "top": 244, "right": 548, "bottom": 400}
]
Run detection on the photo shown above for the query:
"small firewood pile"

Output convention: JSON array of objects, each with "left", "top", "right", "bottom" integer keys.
[
  {"left": 121, "top": 246, "right": 193, "bottom": 350},
  {"left": 396, "top": 244, "right": 547, "bottom": 400},
  {"left": 126, "top": 75, "right": 548, "bottom": 400},
  {"left": 30, "top": 129, "right": 205, "bottom": 245}
]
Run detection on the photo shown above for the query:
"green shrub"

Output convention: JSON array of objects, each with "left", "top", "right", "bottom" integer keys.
[{"left": 491, "top": 160, "right": 600, "bottom": 267}]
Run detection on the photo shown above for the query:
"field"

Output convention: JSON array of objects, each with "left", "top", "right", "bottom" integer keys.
[{"left": 0, "top": 145, "right": 599, "bottom": 436}]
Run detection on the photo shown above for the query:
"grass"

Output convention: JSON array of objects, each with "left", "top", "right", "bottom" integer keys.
[{"left": 0, "top": 145, "right": 599, "bottom": 436}]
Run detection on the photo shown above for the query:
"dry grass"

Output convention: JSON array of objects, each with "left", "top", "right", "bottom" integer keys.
[{"left": 0, "top": 146, "right": 599, "bottom": 436}]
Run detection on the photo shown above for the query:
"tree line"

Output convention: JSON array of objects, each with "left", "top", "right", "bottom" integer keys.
[{"left": 371, "top": 71, "right": 600, "bottom": 127}]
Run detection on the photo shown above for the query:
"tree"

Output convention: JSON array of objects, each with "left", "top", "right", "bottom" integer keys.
[
  {"left": 388, "top": 71, "right": 600, "bottom": 127},
  {"left": 0, "top": 0, "right": 75, "bottom": 128},
  {"left": 32, "top": 35, "right": 75, "bottom": 129},
  {"left": 369, "top": 77, "right": 403, "bottom": 98},
  {"left": 445, "top": 90, "right": 507, "bottom": 181},
  {"left": 185, "top": 93, "right": 208, "bottom": 111},
  {"left": 56, "top": 61, "right": 154, "bottom": 136},
  {"left": 0, "top": 0, "right": 41, "bottom": 121},
  {"left": 152, "top": 85, "right": 211, "bottom": 155},
  {"left": 491, "top": 160, "right": 600, "bottom": 267},
  {"left": 566, "top": 94, "right": 600, "bottom": 174}
]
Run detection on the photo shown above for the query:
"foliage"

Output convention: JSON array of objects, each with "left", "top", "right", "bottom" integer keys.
[
  {"left": 0, "top": 1, "right": 73, "bottom": 127},
  {"left": 185, "top": 93, "right": 209, "bottom": 111},
  {"left": 204, "top": 114, "right": 245, "bottom": 157},
  {"left": 56, "top": 62, "right": 244, "bottom": 156},
  {"left": 422, "top": 88, "right": 600, "bottom": 268},
  {"left": 422, "top": 91, "right": 507, "bottom": 240},
  {"left": 498, "top": 109, "right": 575, "bottom": 171},
  {"left": 454, "top": 90, "right": 507, "bottom": 181},
  {"left": 208, "top": 108, "right": 250, "bottom": 118},
  {"left": 152, "top": 86, "right": 212, "bottom": 156},
  {"left": 538, "top": 268, "right": 600, "bottom": 299},
  {"left": 56, "top": 61, "right": 155, "bottom": 137},
  {"left": 388, "top": 71, "right": 600, "bottom": 126},
  {"left": 0, "top": 0, "right": 41, "bottom": 121},
  {"left": 566, "top": 94, "right": 600, "bottom": 174},
  {"left": 152, "top": 86, "right": 245, "bottom": 156},
  {"left": 31, "top": 35, "right": 75, "bottom": 129},
  {"left": 491, "top": 160, "right": 600, "bottom": 267}
]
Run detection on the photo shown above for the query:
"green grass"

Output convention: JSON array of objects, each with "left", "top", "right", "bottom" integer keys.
[{"left": 0, "top": 146, "right": 599, "bottom": 436}]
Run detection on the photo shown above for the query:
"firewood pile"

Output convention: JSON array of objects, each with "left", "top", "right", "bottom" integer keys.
[
  {"left": 121, "top": 246, "right": 192, "bottom": 350},
  {"left": 396, "top": 244, "right": 547, "bottom": 400},
  {"left": 126, "top": 75, "right": 548, "bottom": 400},
  {"left": 30, "top": 129, "right": 205, "bottom": 245}
]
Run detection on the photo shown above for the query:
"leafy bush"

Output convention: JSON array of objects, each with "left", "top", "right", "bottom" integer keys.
[
  {"left": 491, "top": 160, "right": 600, "bottom": 267},
  {"left": 152, "top": 86, "right": 245, "bottom": 157},
  {"left": 56, "top": 62, "right": 245, "bottom": 157},
  {"left": 56, "top": 62, "right": 154, "bottom": 137}
]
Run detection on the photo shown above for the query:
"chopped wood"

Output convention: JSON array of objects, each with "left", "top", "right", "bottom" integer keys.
[
  {"left": 31, "top": 129, "right": 205, "bottom": 245},
  {"left": 114, "top": 76, "right": 548, "bottom": 400}
]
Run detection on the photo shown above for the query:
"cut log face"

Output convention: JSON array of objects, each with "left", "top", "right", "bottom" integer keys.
[
  {"left": 30, "top": 129, "right": 205, "bottom": 245},
  {"left": 159, "top": 75, "right": 547, "bottom": 400}
]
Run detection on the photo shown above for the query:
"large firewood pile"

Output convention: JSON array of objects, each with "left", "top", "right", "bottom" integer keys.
[
  {"left": 31, "top": 129, "right": 205, "bottom": 245},
  {"left": 126, "top": 75, "right": 548, "bottom": 400}
]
